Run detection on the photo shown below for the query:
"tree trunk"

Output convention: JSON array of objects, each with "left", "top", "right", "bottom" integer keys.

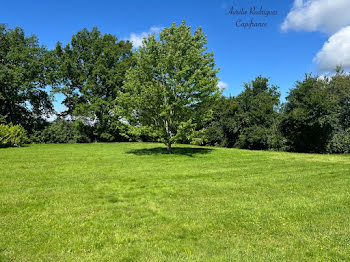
[{"left": 166, "top": 142, "right": 172, "bottom": 154}]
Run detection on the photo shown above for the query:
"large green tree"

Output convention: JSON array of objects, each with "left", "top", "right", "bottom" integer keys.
[
  {"left": 118, "top": 22, "right": 220, "bottom": 153},
  {"left": 234, "top": 76, "right": 283, "bottom": 150},
  {"left": 281, "top": 74, "right": 338, "bottom": 153},
  {"left": 0, "top": 24, "right": 54, "bottom": 131},
  {"left": 55, "top": 27, "right": 133, "bottom": 141}
]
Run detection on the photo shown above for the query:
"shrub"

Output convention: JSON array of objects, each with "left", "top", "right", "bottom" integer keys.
[
  {"left": 235, "top": 126, "right": 269, "bottom": 150},
  {"left": 281, "top": 75, "right": 338, "bottom": 153},
  {"left": 29, "top": 118, "right": 90, "bottom": 144},
  {"left": 0, "top": 123, "right": 28, "bottom": 147},
  {"left": 327, "top": 128, "right": 350, "bottom": 154}
]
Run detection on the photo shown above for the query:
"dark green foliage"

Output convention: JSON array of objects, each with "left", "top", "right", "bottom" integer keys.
[
  {"left": 235, "top": 125, "right": 268, "bottom": 150},
  {"left": 205, "top": 96, "right": 239, "bottom": 147},
  {"left": 327, "top": 68, "right": 350, "bottom": 129},
  {"left": 206, "top": 76, "right": 284, "bottom": 150},
  {"left": 265, "top": 118, "right": 289, "bottom": 151},
  {"left": 54, "top": 27, "right": 134, "bottom": 142},
  {"left": 234, "top": 76, "right": 282, "bottom": 150},
  {"left": 324, "top": 69, "right": 350, "bottom": 153},
  {"left": 236, "top": 76, "right": 280, "bottom": 150},
  {"left": 0, "top": 24, "right": 54, "bottom": 132},
  {"left": 281, "top": 75, "right": 338, "bottom": 153},
  {"left": 0, "top": 123, "right": 28, "bottom": 147},
  {"left": 327, "top": 128, "right": 350, "bottom": 154},
  {"left": 29, "top": 118, "right": 90, "bottom": 144}
]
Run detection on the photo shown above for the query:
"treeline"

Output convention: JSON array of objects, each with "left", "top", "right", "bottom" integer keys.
[
  {"left": 1, "top": 23, "right": 349, "bottom": 153},
  {"left": 205, "top": 72, "right": 350, "bottom": 153}
]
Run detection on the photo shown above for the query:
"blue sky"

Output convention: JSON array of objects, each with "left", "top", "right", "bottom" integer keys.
[{"left": 3, "top": 0, "right": 348, "bottom": 111}]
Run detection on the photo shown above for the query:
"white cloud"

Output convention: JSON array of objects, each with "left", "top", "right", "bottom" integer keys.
[
  {"left": 313, "top": 26, "right": 350, "bottom": 71},
  {"left": 218, "top": 81, "right": 228, "bottom": 91},
  {"left": 281, "top": 0, "right": 350, "bottom": 72},
  {"left": 281, "top": 0, "right": 350, "bottom": 34},
  {"left": 128, "top": 26, "right": 162, "bottom": 49}
]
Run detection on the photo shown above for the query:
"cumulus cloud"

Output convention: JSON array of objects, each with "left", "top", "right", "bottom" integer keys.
[
  {"left": 281, "top": 0, "right": 350, "bottom": 72},
  {"left": 313, "top": 26, "right": 350, "bottom": 71},
  {"left": 218, "top": 81, "right": 228, "bottom": 91},
  {"left": 128, "top": 26, "right": 162, "bottom": 49},
  {"left": 281, "top": 0, "right": 350, "bottom": 34}
]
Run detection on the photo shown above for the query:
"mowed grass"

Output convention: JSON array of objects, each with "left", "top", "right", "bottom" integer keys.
[{"left": 0, "top": 143, "right": 350, "bottom": 261}]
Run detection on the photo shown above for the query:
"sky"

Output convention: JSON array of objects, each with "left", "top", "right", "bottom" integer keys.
[{"left": 2, "top": 0, "right": 350, "bottom": 111}]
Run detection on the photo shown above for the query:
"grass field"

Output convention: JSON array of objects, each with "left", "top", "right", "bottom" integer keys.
[{"left": 1, "top": 142, "right": 350, "bottom": 261}]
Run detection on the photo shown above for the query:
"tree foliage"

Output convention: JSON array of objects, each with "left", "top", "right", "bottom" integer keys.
[
  {"left": 55, "top": 27, "right": 134, "bottom": 141},
  {"left": 205, "top": 96, "right": 239, "bottom": 147},
  {"left": 29, "top": 118, "right": 90, "bottom": 144},
  {"left": 235, "top": 76, "right": 282, "bottom": 150},
  {"left": 206, "top": 76, "right": 285, "bottom": 150},
  {"left": 281, "top": 74, "right": 338, "bottom": 153},
  {"left": 118, "top": 22, "right": 220, "bottom": 153},
  {"left": 0, "top": 24, "right": 54, "bottom": 132}
]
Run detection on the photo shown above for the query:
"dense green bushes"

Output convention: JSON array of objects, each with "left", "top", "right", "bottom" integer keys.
[
  {"left": 0, "top": 123, "right": 28, "bottom": 147},
  {"left": 327, "top": 128, "right": 350, "bottom": 153},
  {"left": 205, "top": 73, "right": 350, "bottom": 154},
  {"left": 280, "top": 75, "right": 337, "bottom": 153},
  {"left": 29, "top": 119, "right": 90, "bottom": 144},
  {"left": 205, "top": 76, "right": 287, "bottom": 151}
]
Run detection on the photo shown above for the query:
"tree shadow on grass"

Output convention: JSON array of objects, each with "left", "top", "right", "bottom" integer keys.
[
  {"left": 0, "top": 144, "right": 30, "bottom": 149},
  {"left": 126, "top": 146, "right": 214, "bottom": 157}
]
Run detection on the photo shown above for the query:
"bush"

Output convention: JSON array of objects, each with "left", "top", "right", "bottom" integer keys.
[
  {"left": 0, "top": 123, "right": 28, "bottom": 147},
  {"left": 235, "top": 126, "right": 269, "bottom": 150},
  {"left": 29, "top": 118, "right": 90, "bottom": 144},
  {"left": 281, "top": 75, "right": 338, "bottom": 153},
  {"left": 327, "top": 128, "right": 350, "bottom": 154}
]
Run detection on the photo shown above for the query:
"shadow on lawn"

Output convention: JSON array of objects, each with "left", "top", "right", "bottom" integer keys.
[
  {"left": 126, "top": 146, "right": 213, "bottom": 157},
  {"left": 0, "top": 144, "right": 29, "bottom": 149}
]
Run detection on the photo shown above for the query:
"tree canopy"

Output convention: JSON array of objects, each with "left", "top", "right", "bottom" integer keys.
[
  {"left": 281, "top": 74, "right": 338, "bottom": 153},
  {"left": 0, "top": 24, "right": 54, "bottom": 132},
  {"left": 55, "top": 27, "right": 134, "bottom": 141},
  {"left": 205, "top": 76, "right": 284, "bottom": 150},
  {"left": 118, "top": 22, "right": 221, "bottom": 153}
]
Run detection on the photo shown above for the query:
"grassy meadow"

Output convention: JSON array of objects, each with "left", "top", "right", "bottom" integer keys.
[{"left": 0, "top": 142, "right": 349, "bottom": 261}]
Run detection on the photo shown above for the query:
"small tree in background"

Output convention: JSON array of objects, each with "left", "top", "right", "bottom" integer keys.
[{"left": 118, "top": 22, "right": 220, "bottom": 153}]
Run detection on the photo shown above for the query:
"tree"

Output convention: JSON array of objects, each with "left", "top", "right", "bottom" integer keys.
[
  {"left": 281, "top": 74, "right": 338, "bottom": 153},
  {"left": 55, "top": 27, "right": 133, "bottom": 141},
  {"left": 0, "top": 24, "right": 54, "bottom": 132},
  {"left": 205, "top": 96, "right": 240, "bottom": 147},
  {"left": 327, "top": 67, "right": 350, "bottom": 129},
  {"left": 118, "top": 22, "right": 220, "bottom": 153},
  {"left": 324, "top": 67, "right": 350, "bottom": 153},
  {"left": 234, "top": 76, "right": 283, "bottom": 150}
]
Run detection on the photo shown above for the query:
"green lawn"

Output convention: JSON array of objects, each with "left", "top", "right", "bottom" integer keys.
[{"left": 1, "top": 143, "right": 349, "bottom": 261}]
